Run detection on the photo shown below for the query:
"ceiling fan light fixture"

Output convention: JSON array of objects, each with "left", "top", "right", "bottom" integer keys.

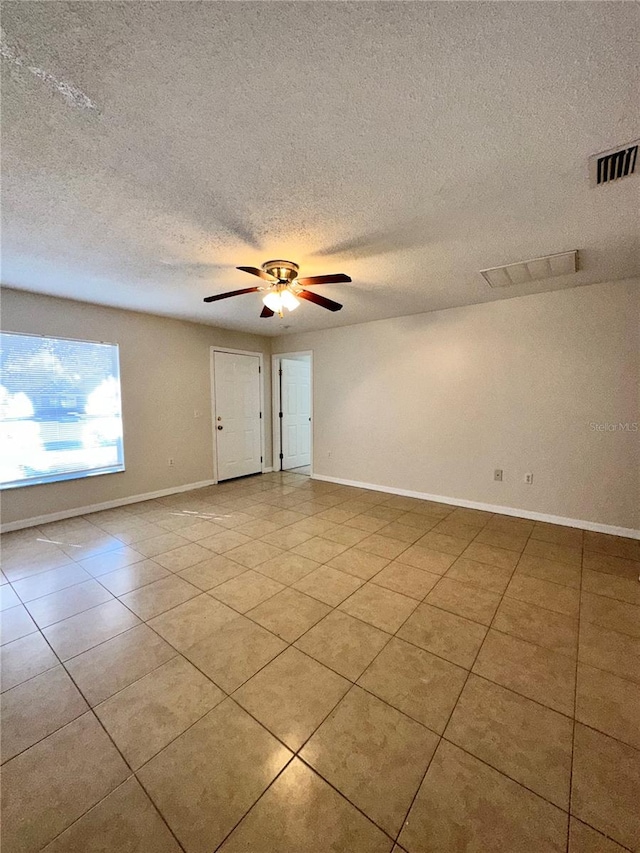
[
  {"left": 262, "top": 291, "right": 281, "bottom": 312},
  {"left": 262, "top": 289, "right": 300, "bottom": 314},
  {"left": 281, "top": 289, "right": 300, "bottom": 311}
]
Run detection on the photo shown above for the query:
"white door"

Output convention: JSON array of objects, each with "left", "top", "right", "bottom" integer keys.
[
  {"left": 214, "top": 352, "right": 262, "bottom": 481},
  {"left": 281, "top": 357, "right": 311, "bottom": 470}
]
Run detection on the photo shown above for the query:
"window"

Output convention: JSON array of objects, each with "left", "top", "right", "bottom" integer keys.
[{"left": 0, "top": 332, "right": 125, "bottom": 489}]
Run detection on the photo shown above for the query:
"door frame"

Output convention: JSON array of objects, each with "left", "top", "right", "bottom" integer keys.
[
  {"left": 271, "top": 350, "right": 313, "bottom": 474},
  {"left": 210, "top": 347, "right": 267, "bottom": 483}
]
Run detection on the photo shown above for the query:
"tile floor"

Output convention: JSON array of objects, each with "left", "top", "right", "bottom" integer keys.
[
  {"left": 287, "top": 465, "right": 312, "bottom": 475},
  {"left": 1, "top": 471, "right": 639, "bottom": 853}
]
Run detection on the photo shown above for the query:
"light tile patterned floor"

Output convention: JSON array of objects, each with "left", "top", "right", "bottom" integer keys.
[{"left": 1, "top": 472, "right": 639, "bottom": 853}]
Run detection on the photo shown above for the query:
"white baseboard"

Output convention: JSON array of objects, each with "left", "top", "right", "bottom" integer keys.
[
  {"left": 5, "top": 471, "right": 638, "bottom": 541},
  {"left": 1, "top": 479, "right": 217, "bottom": 533},
  {"left": 312, "top": 474, "right": 640, "bottom": 540}
]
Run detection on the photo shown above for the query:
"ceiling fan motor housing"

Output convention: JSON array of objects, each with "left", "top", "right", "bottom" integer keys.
[{"left": 262, "top": 260, "right": 299, "bottom": 283}]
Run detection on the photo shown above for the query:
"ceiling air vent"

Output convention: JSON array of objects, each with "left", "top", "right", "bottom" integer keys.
[
  {"left": 589, "top": 141, "right": 638, "bottom": 187},
  {"left": 480, "top": 251, "right": 578, "bottom": 288}
]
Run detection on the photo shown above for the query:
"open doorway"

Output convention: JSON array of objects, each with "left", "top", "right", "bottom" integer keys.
[{"left": 272, "top": 352, "right": 312, "bottom": 474}]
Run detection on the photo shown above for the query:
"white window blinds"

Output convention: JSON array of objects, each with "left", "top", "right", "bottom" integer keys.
[{"left": 0, "top": 331, "right": 125, "bottom": 489}]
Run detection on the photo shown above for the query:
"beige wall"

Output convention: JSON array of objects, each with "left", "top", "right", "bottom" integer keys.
[
  {"left": 274, "top": 279, "right": 640, "bottom": 532},
  {"left": 4, "top": 280, "right": 639, "bottom": 532},
  {"left": 1, "top": 288, "right": 272, "bottom": 526}
]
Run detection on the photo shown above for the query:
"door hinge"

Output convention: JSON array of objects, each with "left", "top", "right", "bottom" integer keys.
[
  {"left": 279, "top": 453, "right": 284, "bottom": 460},
  {"left": 278, "top": 412, "right": 283, "bottom": 418},
  {"left": 260, "top": 456, "right": 263, "bottom": 463},
  {"left": 259, "top": 412, "right": 262, "bottom": 419},
  {"left": 258, "top": 365, "right": 261, "bottom": 374},
  {"left": 278, "top": 368, "right": 283, "bottom": 376}
]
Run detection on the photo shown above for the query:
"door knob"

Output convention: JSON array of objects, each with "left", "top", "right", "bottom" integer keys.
[{"left": 217, "top": 425, "right": 223, "bottom": 430}]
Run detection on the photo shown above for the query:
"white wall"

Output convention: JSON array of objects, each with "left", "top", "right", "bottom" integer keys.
[
  {"left": 1, "top": 288, "right": 272, "bottom": 526},
  {"left": 274, "top": 279, "right": 640, "bottom": 532}
]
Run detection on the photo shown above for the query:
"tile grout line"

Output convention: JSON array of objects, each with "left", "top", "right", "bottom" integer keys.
[
  {"left": 5, "top": 512, "right": 636, "bottom": 716},
  {"left": 7, "top": 501, "right": 593, "bottom": 614},
  {"left": 7, "top": 584, "right": 625, "bottom": 772},
  {"left": 0, "top": 512, "right": 547, "bottom": 704},
  {"left": 434, "top": 737, "right": 569, "bottom": 815},
  {"left": 388, "top": 516, "right": 526, "bottom": 845},
  {"left": 195, "top": 611, "right": 412, "bottom": 849},
  {"left": 209, "top": 754, "right": 298, "bottom": 853},
  {"left": 3, "top": 483, "right": 638, "bottom": 852},
  {"left": 2, "top": 477, "right": 317, "bottom": 850},
  {"left": 43, "top": 768, "right": 189, "bottom": 853},
  {"left": 296, "top": 751, "right": 400, "bottom": 844},
  {"left": 19, "top": 580, "right": 636, "bottom": 792},
  {"left": 2, "top": 601, "right": 192, "bottom": 852},
  {"left": 276, "top": 562, "right": 478, "bottom": 847},
  {"left": 114, "top": 512, "right": 468, "bottom": 847},
  {"left": 58, "top": 554, "right": 207, "bottom": 849},
  {"left": 566, "top": 527, "right": 586, "bottom": 853}
]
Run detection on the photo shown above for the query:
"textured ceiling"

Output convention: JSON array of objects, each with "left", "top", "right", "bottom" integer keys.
[{"left": 1, "top": 1, "right": 639, "bottom": 335}]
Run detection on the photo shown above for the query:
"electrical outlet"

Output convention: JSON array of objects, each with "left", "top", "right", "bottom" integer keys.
[
  {"left": 168, "top": 458, "right": 175, "bottom": 467},
  {"left": 494, "top": 469, "right": 503, "bottom": 482},
  {"left": 524, "top": 472, "right": 533, "bottom": 484}
]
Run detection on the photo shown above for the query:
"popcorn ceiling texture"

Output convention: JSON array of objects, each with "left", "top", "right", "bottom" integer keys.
[
  {"left": 1, "top": 1, "right": 638, "bottom": 336},
  {"left": 0, "top": 27, "right": 98, "bottom": 112}
]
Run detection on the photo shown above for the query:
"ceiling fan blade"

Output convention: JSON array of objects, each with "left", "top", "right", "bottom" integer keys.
[
  {"left": 296, "top": 273, "right": 352, "bottom": 286},
  {"left": 236, "top": 266, "right": 278, "bottom": 282},
  {"left": 298, "top": 290, "right": 343, "bottom": 312},
  {"left": 203, "top": 287, "right": 260, "bottom": 303},
  {"left": 260, "top": 305, "right": 275, "bottom": 318}
]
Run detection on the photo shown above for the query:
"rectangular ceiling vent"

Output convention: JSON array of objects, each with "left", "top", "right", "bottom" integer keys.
[
  {"left": 589, "top": 141, "right": 638, "bottom": 187},
  {"left": 480, "top": 250, "right": 578, "bottom": 288}
]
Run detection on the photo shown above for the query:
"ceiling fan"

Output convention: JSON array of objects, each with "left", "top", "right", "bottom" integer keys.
[{"left": 203, "top": 260, "right": 351, "bottom": 318}]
